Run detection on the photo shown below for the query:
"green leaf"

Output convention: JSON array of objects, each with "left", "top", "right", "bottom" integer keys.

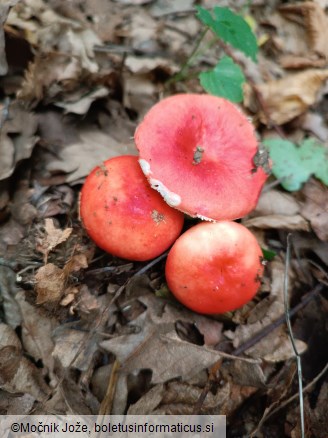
[
  {"left": 263, "top": 138, "right": 328, "bottom": 191},
  {"left": 262, "top": 248, "right": 276, "bottom": 261},
  {"left": 299, "top": 139, "right": 328, "bottom": 185},
  {"left": 199, "top": 56, "right": 245, "bottom": 102},
  {"left": 196, "top": 6, "right": 258, "bottom": 62}
]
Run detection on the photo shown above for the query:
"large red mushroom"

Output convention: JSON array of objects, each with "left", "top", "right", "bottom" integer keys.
[
  {"left": 80, "top": 155, "right": 184, "bottom": 261},
  {"left": 135, "top": 94, "right": 269, "bottom": 221}
]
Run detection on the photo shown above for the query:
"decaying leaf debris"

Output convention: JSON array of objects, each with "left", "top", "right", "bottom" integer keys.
[{"left": 0, "top": 0, "right": 327, "bottom": 437}]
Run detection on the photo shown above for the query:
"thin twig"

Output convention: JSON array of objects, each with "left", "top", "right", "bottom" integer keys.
[
  {"left": 284, "top": 233, "right": 305, "bottom": 438},
  {"left": 165, "top": 28, "right": 209, "bottom": 86},
  {"left": 98, "top": 359, "right": 120, "bottom": 415}
]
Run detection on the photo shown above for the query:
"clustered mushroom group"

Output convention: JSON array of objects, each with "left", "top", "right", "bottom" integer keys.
[{"left": 80, "top": 94, "right": 269, "bottom": 315}]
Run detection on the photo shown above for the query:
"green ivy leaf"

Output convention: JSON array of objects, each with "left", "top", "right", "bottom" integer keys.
[
  {"left": 263, "top": 138, "right": 328, "bottom": 191},
  {"left": 196, "top": 6, "right": 258, "bottom": 62},
  {"left": 199, "top": 56, "right": 245, "bottom": 102}
]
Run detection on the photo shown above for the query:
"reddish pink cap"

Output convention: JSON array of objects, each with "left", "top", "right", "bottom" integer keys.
[{"left": 135, "top": 94, "right": 269, "bottom": 221}]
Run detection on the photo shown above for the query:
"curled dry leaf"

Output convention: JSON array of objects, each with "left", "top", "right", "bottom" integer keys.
[
  {"left": 55, "top": 87, "right": 109, "bottom": 115},
  {"left": 278, "top": 2, "right": 328, "bottom": 68},
  {"left": 35, "top": 263, "right": 65, "bottom": 304},
  {"left": 301, "top": 179, "right": 328, "bottom": 241},
  {"left": 0, "top": 103, "right": 38, "bottom": 181},
  {"left": 18, "top": 53, "right": 82, "bottom": 106},
  {"left": 0, "top": 0, "right": 20, "bottom": 75},
  {"left": 36, "top": 218, "right": 72, "bottom": 263},
  {"left": 244, "top": 69, "right": 328, "bottom": 125},
  {"left": 35, "top": 254, "right": 89, "bottom": 305}
]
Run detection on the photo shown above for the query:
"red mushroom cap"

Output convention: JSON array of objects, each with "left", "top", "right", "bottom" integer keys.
[
  {"left": 135, "top": 94, "right": 269, "bottom": 221},
  {"left": 80, "top": 155, "right": 184, "bottom": 261},
  {"left": 165, "top": 221, "right": 264, "bottom": 314}
]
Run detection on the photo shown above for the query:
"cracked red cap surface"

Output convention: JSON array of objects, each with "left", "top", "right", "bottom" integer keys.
[{"left": 135, "top": 94, "right": 269, "bottom": 221}]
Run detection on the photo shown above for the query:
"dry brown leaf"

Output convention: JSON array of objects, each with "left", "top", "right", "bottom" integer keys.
[
  {"left": 55, "top": 87, "right": 109, "bottom": 114},
  {"left": 0, "top": 266, "right": 21, "bottom": 328},
  {"left": 36, "top": 218, "right": 72, "bottom": 263},
  {"left": 301, "top": 179, "right": 328, "bottom": 241},
  {"left": 91, "top": 364, "right": 128, "bottom": 414},
  {"left": 244, "top": 69, "right": 328, "bottom": 125},
  {"left": 0, "top": 0, "right": 20, "bottom": 74},
  {"left": 52, "top": 324, "right": 102, "bottom": 371},
  {"left": 150, "top": 0, "right": 195, "bottom": 17},
  {"left": 8, "top": 0, "right": 101, "bottom": 70},
  {"left": 122, "top": 330, "right": 255, "bottom": 384},
  {"left": 35, "top": 263, "right": 65, "bottom": 304},
  {"left": 279, "top": 2, "right": 328, "bottom": 66},
  {"left": 0, "top": 103, "right": 38, "bottom": 181},
  {"left": 128, "top": 384, "right": 165, "bottom": 415},
  {"left": 302, "top": 112, "right": 328, "bottom": 141},
  {"left": 18, "top": 53, "right": 82, "bottom": 105},
  {"left": 128, "top": 380, "right": 230, "bottom": 415},
  {"left": 125, "top": 56, "right": 178, "bottom": 74},
  {"left": 225, "top": 359, "right": 267, "bottom": 388},
  {"left": 228, "top": 259, "right": 291, "bottom": 359},
  {"left": 15, "top": 290, "right": 58, "bottom": 381},
  {"left": 303, "top": 381, "right": 328, "bottom": 437},
  {"left": 45, "top": 129, "right": 136, "bottom": 182},
  {"left": 0, "top": 218, "right": 25, "bottom": 257},
  {"left": 63, "top": 254, "right": 88, "bottom": 276},
  {"left": 0, "top": 323, "right": 49, "bottom": 400},
  {"left": 243, "top": 214, "right": 310, "bottom": 231},
  {"left": 253, "top": 190, "right": 301, "bottom": 217},
  {"left": 263, "top": 338, "right": 307, "bottom": 362}
]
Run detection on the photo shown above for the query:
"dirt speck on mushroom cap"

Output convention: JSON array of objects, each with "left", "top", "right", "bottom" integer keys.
[{"left": 135, "top": 94, "right": 269, "bottom": 221}]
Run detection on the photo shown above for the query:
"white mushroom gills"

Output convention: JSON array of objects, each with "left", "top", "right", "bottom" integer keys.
[
  {"left": 139, "top": 159, "right": 152, "bottom": 176},
  {"left": 139, "top": 159, "right": 181, "bottom": 207}
]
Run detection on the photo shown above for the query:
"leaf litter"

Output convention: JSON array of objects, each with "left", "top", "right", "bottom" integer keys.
[{"left": 0, "top": 0, "right": 327, "bottom": 436}]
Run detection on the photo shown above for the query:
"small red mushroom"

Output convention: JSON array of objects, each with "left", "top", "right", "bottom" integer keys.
[
  {"left": 80, "top": 155, "right": 184, "bottom": 261},
  {"left": 135, "top": 94, "right": 269, "bottom": 221},
  {"left": 165, "top": 221, "right": 264, "bottom": 314}
]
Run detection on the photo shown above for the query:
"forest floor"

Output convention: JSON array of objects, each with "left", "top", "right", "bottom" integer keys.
[{"left": 0, "top": 1, "right": 327, "bottom": 437}]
